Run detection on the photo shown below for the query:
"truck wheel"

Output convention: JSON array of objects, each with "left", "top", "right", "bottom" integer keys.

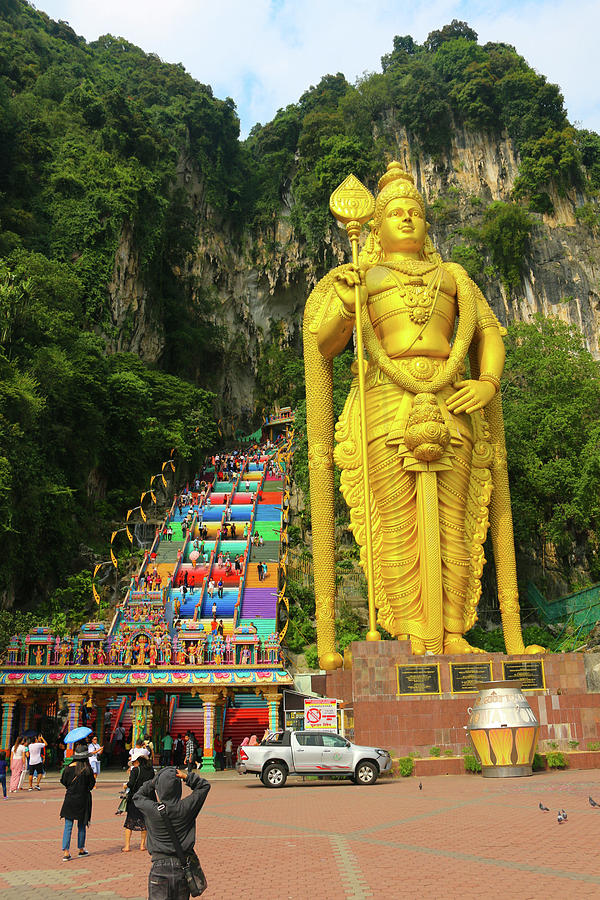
[
  {"left": 355, "top": 761, "right": 378, "bottom": 785},
  {"left": 262, "top": 762, "right": 288, "bottom": 788}
]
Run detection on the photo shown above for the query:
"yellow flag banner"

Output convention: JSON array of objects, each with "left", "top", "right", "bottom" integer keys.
[
  {"left": 110, "top": 531, "right": 119, "bottom": 568},
  {"left": 125, "top": 509, "right": 134, "bottom": 543}
]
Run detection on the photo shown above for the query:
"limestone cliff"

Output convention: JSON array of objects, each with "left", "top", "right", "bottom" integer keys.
[{"left": 107, "top": 126, "right": 599, "bottom": 412}]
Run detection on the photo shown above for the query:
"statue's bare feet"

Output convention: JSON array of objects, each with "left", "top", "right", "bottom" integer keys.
[{"left": 443, "top": 633, "right": 486, "bottom": 654}]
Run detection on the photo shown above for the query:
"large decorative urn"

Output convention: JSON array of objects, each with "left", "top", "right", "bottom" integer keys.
[{"left": 466, "top": 681, "right": 539, "bottom": 777}]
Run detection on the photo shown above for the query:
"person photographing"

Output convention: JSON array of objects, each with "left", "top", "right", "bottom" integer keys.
[{"left": 134, "top": 766, "right": 209, "bottom": 898}]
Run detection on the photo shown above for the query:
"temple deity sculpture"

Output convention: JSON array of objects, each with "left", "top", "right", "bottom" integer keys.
[{"left": 304, "top": 162, "right": 544, "bottom": 668}]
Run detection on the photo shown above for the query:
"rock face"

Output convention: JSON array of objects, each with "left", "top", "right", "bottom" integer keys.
[
  {"left": 109, "top": 126, "right": 600, "bottom": 407},
  {"left": 107, "top": 222, "right": 164, "bottom": 361}
]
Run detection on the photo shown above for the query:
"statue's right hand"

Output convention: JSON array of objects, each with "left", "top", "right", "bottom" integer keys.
[{"left": 333, "top": 265, "right": 367, "bottom": 314}]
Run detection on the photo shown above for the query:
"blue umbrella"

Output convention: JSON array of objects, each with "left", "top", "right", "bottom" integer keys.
[{"left": 64, "top": 725, "right": 92, "bottom": 744}]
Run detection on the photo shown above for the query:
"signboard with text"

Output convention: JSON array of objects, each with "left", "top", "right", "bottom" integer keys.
[
  {"left": 502, "top": 660, "right": 545, "bottom": 691},
  {"left": 304, "top": 697, "right": 338, "bottom": 731},
  {"left": 397, "top": 663, "right": 441, "bottom": 695},
  {"left": 450, "top": 662, "right": 493, "bottom": 693}
]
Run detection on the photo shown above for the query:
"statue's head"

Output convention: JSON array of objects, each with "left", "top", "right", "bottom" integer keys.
[{"left": 360, "top": 161, "right": 440, "bottom": 265}]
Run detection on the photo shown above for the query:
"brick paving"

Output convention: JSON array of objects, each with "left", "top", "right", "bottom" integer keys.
[{"left": 1, "top": 769, "right": 600, "bottom": 899}]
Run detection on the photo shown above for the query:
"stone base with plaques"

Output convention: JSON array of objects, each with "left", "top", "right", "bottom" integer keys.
[{"left": 320, "top": 640, "right": 600, "bottom": 758}]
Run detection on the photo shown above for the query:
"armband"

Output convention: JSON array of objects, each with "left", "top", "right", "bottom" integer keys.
[
  {"left": 336, "top": 298, "right": 355, "bottom": 322},
  {"left": 479, "top": 373, "right": 501, "bottom": 394}
]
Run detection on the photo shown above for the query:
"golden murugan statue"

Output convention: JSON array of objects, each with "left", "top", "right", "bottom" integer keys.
[{"left": 304, "top": 162, "right": 543, "bottom": 669}]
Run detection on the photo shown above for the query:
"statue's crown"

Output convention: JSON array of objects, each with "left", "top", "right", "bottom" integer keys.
[
  {"left": 372, "top": 161, "right": 424, "bottom": 228},
  {"left": 378, "top": 161, "right": 415, "bottom": 192}
]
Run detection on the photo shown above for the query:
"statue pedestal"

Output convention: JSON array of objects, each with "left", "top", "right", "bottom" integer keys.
[{"left": 323, "top": 640, "right": 600, "bottom": 758}]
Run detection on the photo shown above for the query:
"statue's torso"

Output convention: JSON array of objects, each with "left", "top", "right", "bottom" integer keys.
[{"left": 365, "top": 263, "right": 457, "bottom": 359}]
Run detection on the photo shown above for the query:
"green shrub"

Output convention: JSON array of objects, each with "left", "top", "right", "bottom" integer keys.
[
  {"left": 568, "top": 740, "right": 579, "bottom": 750},
  {"left": 443, "top": 749, "right": 454, "bottom": 757},
  {"left": 574, "top": 203, "right": 600, "bottom": 230},
  {"left": 304, "top": 645, "right": 319, "bottom": 669},
  {"left": 479, "top": 201, "right": 534, "bottom": 291},
  {"left": 588, "top": 741, "right": 600, "bottom": 751},
  {"left": 451, "top": 244, "right": 484, "bottom": 285},
  {"left": 462, "top": 747, "right": 482, "bottom": 773},
  {"left": 546, "top": 751, "right": 567, "bottom": 769},
  {"left": 397, "top": 756, "right": 414, "bottom": 777},
  {"left": 532, "top": 752, "right": 545, "bottom": 771},
  {"left": 429, "top": 746, "right": 441, "bottom": 757}
]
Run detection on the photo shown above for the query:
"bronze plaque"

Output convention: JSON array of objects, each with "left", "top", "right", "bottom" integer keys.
[
  {"left": 397, "top": 663, "right": 441, "bottom": 695},
  {"left": 450, "top": 662, "right": 492, "bottom": 693},
  {"left": 502, "top": 660, "right": 545, "bottom": 691}
]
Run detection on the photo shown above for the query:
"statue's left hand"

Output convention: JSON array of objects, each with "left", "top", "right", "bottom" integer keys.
[{"left": 447, "top": 379, "right": 496, "bottom": 415}]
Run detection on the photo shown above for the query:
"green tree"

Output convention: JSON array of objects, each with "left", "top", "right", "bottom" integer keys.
[
  {"left": 477, "top": 201, "right": 533, "bottom": 291},
  {"left": 502, "top": 317, "right": 600, "bottom": 579},
  {"left": 425, "top": 20, "right": 478, "bottom": 53}
]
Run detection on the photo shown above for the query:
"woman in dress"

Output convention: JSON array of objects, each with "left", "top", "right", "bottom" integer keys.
[
  {"left": 9, "top": 736, "right": 27, "bottom": 792},
  {"left": 60, "top": 744, "right": 96, "bottom": 861},
  {"left": 122, "top": 748, "right": 154, "bottom": 852}
]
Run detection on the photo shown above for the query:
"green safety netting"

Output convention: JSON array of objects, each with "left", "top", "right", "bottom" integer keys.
[{"left": 239, "top": 428, "right": 262, "bottom": 443}]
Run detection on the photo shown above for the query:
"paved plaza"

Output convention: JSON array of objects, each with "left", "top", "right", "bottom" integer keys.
[{"left": 1, "top": 769, "right": 600, "bottom": 899}]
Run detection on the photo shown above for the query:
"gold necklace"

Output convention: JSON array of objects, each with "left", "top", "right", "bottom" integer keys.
[
  {"left": 381, "top": 260, "right": 439, "bottom": 275},
  {"left": 386, "top": 264, "right": 443, "bottom": 326}
]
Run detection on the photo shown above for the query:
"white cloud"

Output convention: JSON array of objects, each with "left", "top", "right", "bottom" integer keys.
[{"left": 36, "top": 0, "right": 600, "bottom": 136}]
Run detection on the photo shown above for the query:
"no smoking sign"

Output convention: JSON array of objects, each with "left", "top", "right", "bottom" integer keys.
[{"left": 303, "top": 697, "right": 338, "bottom": 731}]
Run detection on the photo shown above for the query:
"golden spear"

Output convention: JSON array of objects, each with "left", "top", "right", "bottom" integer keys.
[{"left": 329, "top": 175, "right": 380, "bottom": 642}]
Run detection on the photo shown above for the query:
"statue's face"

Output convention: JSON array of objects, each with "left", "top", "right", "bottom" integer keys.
[{"left": 379, "top": 197, "right": 426, "bottom": 255}]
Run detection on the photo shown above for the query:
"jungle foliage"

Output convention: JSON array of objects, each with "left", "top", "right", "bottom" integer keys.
[
  {"left": 0, "top": 1, "right": 226, "bottom": 607},
  {"left": 502, "top": 316, "right": 600, "bottom": 580},
  {"left": 246, "top": 19, "right": 600, "bottom": 243}
]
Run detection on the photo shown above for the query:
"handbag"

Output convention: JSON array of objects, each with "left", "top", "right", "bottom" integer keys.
[
  {"left": 157, "top": 803, "right": 207, "bottom": 896},
  {"left": 115, "top": 787, "right": 129, "bottom": 815}
]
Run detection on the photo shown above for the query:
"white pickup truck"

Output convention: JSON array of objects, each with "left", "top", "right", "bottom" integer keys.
[{"left": 236, "top": 730, "right": 392, "bottom": 787}]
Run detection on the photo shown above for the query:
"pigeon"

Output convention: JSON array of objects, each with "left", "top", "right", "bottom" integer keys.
[
  {"left": 419, "top": 782, "right": 423, "bottom": 791},
  {"left": 560, "top": 808, "right": 567, "bottom": 820},
  {"left": 539, "top": 802, "right": 549, "bottom": 811},
  {"left": 557, "top": 812, "right": 565, "bottom": 824},
  {"left": 589, "top": 796, "right": 600, "bottom": 808}
]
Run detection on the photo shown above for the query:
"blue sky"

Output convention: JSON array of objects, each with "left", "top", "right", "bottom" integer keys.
[{"left": 36, "top": 0, "right": 599, "bottom": 138}]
